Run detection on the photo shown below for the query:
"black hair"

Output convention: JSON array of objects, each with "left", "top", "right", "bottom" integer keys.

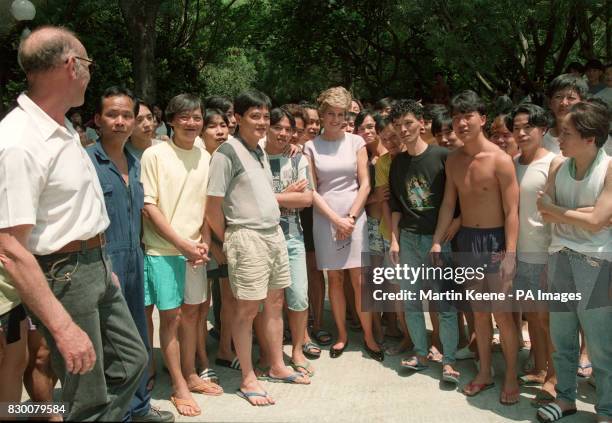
[
  {"left": 282, "top": 103, "right": 307, "bottom": 125},
  {"left": 165, "top": 94, "right": 202, "bottom": 123},
  {"left": 374, "top": 97, "right": 395, "bottom": 112},
  {"left": 431, "top": 111, "right": 453, "bottom": 136},
  {"left": 567, "top": 101, "right": 610, "bottom": 148},
  {"left": 584, "top": 59, "right": 604, "bottom": 71},
  {"left": 204, "top": 95, "right": 233, "bottom": 114},
  {"left": 204, "top": 108, "right": 229, "bottom": 126},
  {"left": 565, "top": 61, "right": 585, "bottom": 74},
  {"left": 270, "top": 107, "right": 295, "bottom": 128},
  {"left": 376, "top": 115, "right": 393, "bottom": 133},
  {"left": 97, "top": 86, "right": 139, "bottom": 115},
  {"left": 424, "top": 104, "right": 448, "bottom": 121},
  {"left": 450, "top": 90, "right": 486, "bottom": 116},
  {"left": 233, "top": 89, "right": 271, "bottom": 116},
  {"left": 354, "top": 109, "right": 382, "bottom": 131},
  {"left": 389, "top": 99, "right": 424, "bottom": 122},
  {"left": 508, "top": 103, "right": 551, "bottom": 131},
  {"left": 346, "top": 111, "right": 357, "bottom": 121},
  {"left": 547, "top": 73, "right": 589, "bottom": 99},
  {"left": 134, "top": 98, "right": 153, "bottom": 116}
]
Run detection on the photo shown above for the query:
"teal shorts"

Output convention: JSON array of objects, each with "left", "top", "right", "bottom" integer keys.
[{"left": 144, "top": 255, "right": 186, "bottom": 311}]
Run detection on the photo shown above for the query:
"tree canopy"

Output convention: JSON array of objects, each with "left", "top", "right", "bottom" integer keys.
[{"left": 1, "top": 0, "right": 609, "bottom": 117}]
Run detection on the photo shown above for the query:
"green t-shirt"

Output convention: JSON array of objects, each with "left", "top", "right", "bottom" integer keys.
[
  {"left": 268, "top": 153, "right": 313, "bottom": 236},
  {"left": 0, "top": 265, "right": 20, "bottom": 316}
]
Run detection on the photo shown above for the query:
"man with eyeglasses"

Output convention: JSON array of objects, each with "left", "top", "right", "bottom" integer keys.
[
  {"left": 0, "top": 26, "right": 147, "bottom": 420},
  {"left": 207, "top": 90, "right": 297, "bottom": 406}
]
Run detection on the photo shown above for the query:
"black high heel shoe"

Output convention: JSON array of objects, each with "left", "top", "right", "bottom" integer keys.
[
  {"left": 364, "top": 342, "right": 384, "bottom": 362},
  {"left": 330, "top": 341, "right": 348, "bottom": 358}
]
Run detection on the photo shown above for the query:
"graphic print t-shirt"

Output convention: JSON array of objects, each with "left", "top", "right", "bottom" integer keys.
[
  {"left": 389, "top": 145, "right": 448, "bottom": 235},
  {"left": 268, "top": 153, "right": 313, "bottom": 236}
]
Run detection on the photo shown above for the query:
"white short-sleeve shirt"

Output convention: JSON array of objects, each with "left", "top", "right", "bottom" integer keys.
[{"left": 0, "top": 93, "right": 109, "bottom": 255}]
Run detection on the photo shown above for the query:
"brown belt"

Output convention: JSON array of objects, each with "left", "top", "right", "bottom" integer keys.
[{"left": 53, "top": 234, "right": 106, "bottom": 255}]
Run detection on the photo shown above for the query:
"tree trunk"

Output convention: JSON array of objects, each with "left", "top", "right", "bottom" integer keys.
[{"left": 119, "top": 0, "right": 162, "bottom": 104}]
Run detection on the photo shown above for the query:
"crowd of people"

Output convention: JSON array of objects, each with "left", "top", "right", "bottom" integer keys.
[{"left": 0, "top": 25, "right": 611, "bottom": 423}]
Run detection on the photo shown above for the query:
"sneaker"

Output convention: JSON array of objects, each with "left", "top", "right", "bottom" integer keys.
[
  {"left": 132, "top": 407, "right": 175, "bottom": 422},
  {"left": 455, "top": 346, "right": 476, "bottom": 360}
]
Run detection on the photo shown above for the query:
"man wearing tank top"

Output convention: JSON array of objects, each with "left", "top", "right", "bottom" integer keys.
[
  {"left": 536, "top": 101, "right": 612, "bottom": 423},
  {"left": 509, "top": 103, "right": 557, "bottom": 400}
]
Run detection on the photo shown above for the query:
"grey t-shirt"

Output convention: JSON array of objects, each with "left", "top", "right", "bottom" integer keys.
[
  {"left": 268, "top": 153, "right": 313, "bottom": 236},
  {"left": 207, "top": 136, "right": 280, "bottom": 230}
]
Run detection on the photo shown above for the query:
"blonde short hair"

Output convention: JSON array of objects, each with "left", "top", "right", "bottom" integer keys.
[{"left": 317, "top": 86, "right": 352, "bottom": 113}]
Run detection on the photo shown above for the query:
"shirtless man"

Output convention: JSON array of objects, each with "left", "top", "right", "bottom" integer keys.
[{"left": 431, "top": 90, "right": 520, "bottom": 404}]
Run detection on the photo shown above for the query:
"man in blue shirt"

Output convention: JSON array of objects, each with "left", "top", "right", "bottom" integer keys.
[{"left": 87, "top": 86, "right": 174, "bottom": 423}]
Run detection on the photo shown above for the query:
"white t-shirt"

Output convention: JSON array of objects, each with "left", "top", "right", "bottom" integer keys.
[
  {"left": 0, "top": 94, "right": 109, "bottom": 254},
  {"left": 515, "top": 151, "right": 556, "bottom": 263},
  {"left": 542, "top": 131, "right": 560, "bottom": 154}
]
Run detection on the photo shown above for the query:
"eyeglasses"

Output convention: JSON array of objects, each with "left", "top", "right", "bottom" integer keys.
[{"left": 66, "top": 56, "right": 95, "bottom": 73}]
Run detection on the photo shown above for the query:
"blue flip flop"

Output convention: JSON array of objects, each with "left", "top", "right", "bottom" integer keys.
[
  {"left": 267, "top": 371, "right": 310, "bottom": 384},
  {"left": 401, "top": 356, "right": 429, "bottom": 371},
  {"left": 236, "top": 389, "right": 273, "bottom": 406}
]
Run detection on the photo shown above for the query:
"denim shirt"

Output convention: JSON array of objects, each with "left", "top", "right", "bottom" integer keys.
[{"left": 87, "top": 142, "right": 145, "bottom": 252}]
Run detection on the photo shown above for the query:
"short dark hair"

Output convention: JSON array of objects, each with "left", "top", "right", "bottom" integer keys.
[
  {"left": 282, "top": 103, "right": 307, "bottom": 125},
  {"left": 585, "top": 59, "right": 604, "bottom": 71},
  {"left": 374, "top": 97, "right": 395, "bottom": 112},
  {"left": 354, "top": 110, "right": 382, "bottom": 131},
  {"left": 450, "top": 90, "right": 486, "bottom": 116},
  {"left": 270, "top": 107, "right": 295, "bottom": 128},
  {"left": 204, "top": 108, "right": 229, "bottom": 126},
  {"left": 135, "top": 98, "right": 153, "bottom": 116},
  {"left": 233, "top": 89, "right": 271, "bottom": 116},
  {"left": 389, "top": 99, "right": 424, "bottom": 122},
  {"left": 204, "top": 95, "right": 233, "bottom": 114},
  {"left": 547, "top": 73, "right": 589, "bottom": 99},
  {"left": 431, "top": 111, "right": 453, "bottom": 136},
  {"left": 165, "top": 94, "right": 202, "bottom": 123},
  {"left": 567, "top": 101, "right": 610, "bottom": 148},
  {"left": 508, "top": 103, "right": 550, "bottom": 131},
  {"left": 424, "top": 104, "right": 448, "bottom": 121},
  {"left": 346, "top": 111, "right": 357, "bottom": 121},
  {"left": 96, "top": 86, "right": 139, "bottom": 115},
  {"left": 376, "top": 115, "right": 393, "bottom": 132},
  {"left": 565, "top": 61, "right": 585, "bottom": 74}
]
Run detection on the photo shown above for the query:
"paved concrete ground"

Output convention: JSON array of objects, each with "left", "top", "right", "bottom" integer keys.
[{"left": 146, "top": 306, "right": 598, "bottom": 423}]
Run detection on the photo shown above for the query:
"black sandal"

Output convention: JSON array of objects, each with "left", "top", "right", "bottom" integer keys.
[
  {"left": 311, "top": 329, "right": 333, "bottom": 346},
  {"left": 302, "top": 342, "right": 321, "bottom": 359}
]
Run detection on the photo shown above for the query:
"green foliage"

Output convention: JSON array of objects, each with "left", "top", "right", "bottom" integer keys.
[
  {"left": 0, "top": 0, "right": 609, "bottom": 116},
  {"left": 200, "top": 49, "right": 257, "bottom": 98}
]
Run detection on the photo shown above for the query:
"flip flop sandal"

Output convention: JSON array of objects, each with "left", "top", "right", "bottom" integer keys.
[
  {"left": 427, "top": 348, "right": 443, "bottom": 363},
  {"left": 267, "top": 371, "right": 310, "bottom": 384},
  {"left": 170, "top": 395, "right": 201, "bottom": 416},
  {"left": 537, "top": 403, "right": 577, "bottom": 422},
  {"left": 442, "top": 370, "right": 460, "bottom": 384},
  {"left": 401, "top": 356, "right": 429, "bottom": 371},
  {"left": 462, "top": 381, "right": 495, "bottom": 396},
  {"left": 236, "top": 389, "right": 273, "bottom": 406},
  {"left": 199, "top": 368, "right": 219, "bottom": 384},
  {"left": 311, "top": 329, "right": 333, "bottom": 346},
  {"left": 188, "top": 379, "right": 223, "bottom": 396},
  {"left": 255, "top": 363, "right": 271, "bottom": 381},
  {"left": 531, "top": 390, "right": 556, "bottom": 408},
  {"left": 518, "top": 374, "right": 545, "bottom": 386},
  {"left": 215, "top": 357, "right": 241, "bottom": 370},
  {"left": 302, "top": 341, "right": 321, "bottom": 359},
  {"left": 577, "top": 362, "right": 592, "bottom": 378},
  {"left": 290, "top": 360, "right": 315, "bottom": 377}
]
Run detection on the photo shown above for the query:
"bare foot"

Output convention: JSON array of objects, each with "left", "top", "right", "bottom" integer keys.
[
  {"left": 171, "top": 389, "right": 201, "bottom": 416},
  {"left": 269, "top": 365, "right": 311, "bottom": 384},
  {"left": 239, "top": 380, "right": 275, "bottom": 406},
  {"left": 500, "top": 379, "right": 521, "bottom": 405}
]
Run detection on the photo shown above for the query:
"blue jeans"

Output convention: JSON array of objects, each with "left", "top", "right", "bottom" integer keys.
[
  {"left": 107, "top": 247, "right": 151, "bottom": 419},
  {"left": 285, "top": 233, "right": 308, "bottom": 312},
  {"left": 548, "top": 249, "right": 612, "bottom": 417},
  {"left": 399, "top": 230, "right": 458, "bottom": 364}
]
